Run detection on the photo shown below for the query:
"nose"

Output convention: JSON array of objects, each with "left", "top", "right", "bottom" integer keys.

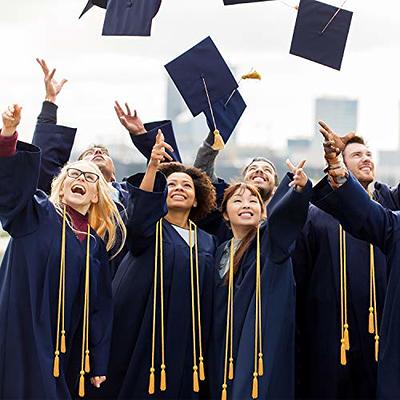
[
  {"left": 76, "top": 174, "right": 85, "bottom": 182},
  {"left": 94, "top": 148, "right": 103, "bottom": 156}
]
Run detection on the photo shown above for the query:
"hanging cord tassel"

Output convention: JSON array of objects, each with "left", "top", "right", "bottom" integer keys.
[
  {"left": 342, "top": 231, "right": 350, "bottom": 351},
  {"left": 221, "top": 239, "right": 234, "bottom": 400},
  {"left": 191, "top": 223, "right": 206, "bottom": 381},
  {"left": 369, "top": 242, "right": 375, "bottom": 334},
  {"left": 228, "top": 238, "right": 234, "bottom": 381},
  {"left": 149, "top": 221, "right": 160, "bottom": 395},
  {"left": 201, "top": 75, "right": 224, "bottom": 151},
  {"left": 159, "top": 220, "right": 167, "bottom": 391},
  {"left": 189, "top": 222, "right": 200, "bottom": 392},
  {"left": 339, "top": 225, "right": 347, "bottom": 366},
  {"left": 371, "top": 244, "right": 380, "bottom": 361},
  {"left": 54, "top": 205, "right": 67, "bottom": 378},
  {"left": 78, "top": 224, "right": 91, "bottom": 397},
  {"left": 256, "top": 226, "right": 264, "bottom": 377},
  {"left": 252, "top": 227, "right": 260, "bottom": 399},
  {"left": 84, "top": 224, "right": 91, "bottom": 373}
]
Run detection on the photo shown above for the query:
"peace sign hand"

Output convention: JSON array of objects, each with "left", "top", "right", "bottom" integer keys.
[{"left": 286, "top": 159, "right": 308, "bottom": 191}]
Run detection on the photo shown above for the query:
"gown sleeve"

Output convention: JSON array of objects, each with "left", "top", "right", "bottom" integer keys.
[{"left": 124, "top": 171, "right": 168, "bottom": 256}]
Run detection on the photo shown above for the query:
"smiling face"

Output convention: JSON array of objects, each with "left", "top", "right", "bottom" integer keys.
[
  {"left": 343, "top": 142, "right": 375, "bottom": 188},
  {"left": 61, "top": 161, "right": 99, "bottom": 215},
  {"left": 79, "top": 146, "right": 115, "bottom": 182},
  {"left": 224, "top": 187, "right": 263, "bottom": 232},
  {"left": 166, "top": 172, "right": 197, "bottom": 213},
  {"left": 243, "top": 160, "right": 276, "bottom": 201}
]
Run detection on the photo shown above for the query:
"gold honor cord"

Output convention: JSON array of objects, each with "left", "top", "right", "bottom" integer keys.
[
  {"left": 221, "top": 239, "right": 235, "bottom": 400},
  {"left": 53, "top": 206, "right": 67, "bottom": 378},
  {"left": 252, "top": 226, "right": 262, "bottom": 399},
  {"left": 149, "top": 219, "right": 167, "bottom": 394},
  {"left": 79, "top": 224, "right": 91, "bottom": 397},
  {"left": 257, "top": 226, "right": 264, "bottom": 379},
  {"left": 369, "top": 244, "right": 379, "bottom": 361}
]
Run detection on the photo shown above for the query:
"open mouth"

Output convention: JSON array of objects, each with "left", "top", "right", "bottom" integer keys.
[
  {"left": 171, "top": 193, "right": 186, "bottom": 201},
  {"left": 252, "top": 176, "right": 266, "bottom": 183},
  {"left": 71, "top": 184, "right": 86, "bottom": 196},
  {"left": 238, "top": 211, "right": 254, "bottom": 218},
  {"left": 360, "top": 165, "right": 372, "bottom": 173}
]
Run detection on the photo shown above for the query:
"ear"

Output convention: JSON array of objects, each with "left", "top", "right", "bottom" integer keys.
[
  {"left": 91, "top": 192, "right": 99, "bottom": 205},
  {"left": 223, "top": 211, "right": 229, "bottom": 222}
]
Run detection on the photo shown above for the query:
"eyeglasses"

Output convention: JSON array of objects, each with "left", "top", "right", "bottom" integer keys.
[{"left": 66, "top": 168, "right": 100, "bottom": 183}]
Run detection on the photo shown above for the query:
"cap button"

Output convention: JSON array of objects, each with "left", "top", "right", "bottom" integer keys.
[{"left": 127, "top": 0, "right": 133, "bottom": 7}]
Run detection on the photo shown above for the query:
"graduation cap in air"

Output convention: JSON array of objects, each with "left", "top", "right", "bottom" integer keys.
[
  {"left": 102, "top": 0, "right": 162, "bottom": 36},
  {"left": 131, "top": 120, "right": 182, "bottom": 163},
  {"left": 79, "top": 0, "right": 107, "bottom": 19},
  {"left": 165, "top": 36, "right": 246, "bottom": 150},
  {"left": 223, "top": 0, "right": 273, "bottom": 5},
  {"left": 289, "top": 0, "right": 353, "bottom": 70}
]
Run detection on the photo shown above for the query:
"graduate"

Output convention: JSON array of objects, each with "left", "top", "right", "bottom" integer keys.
[
  {"left": 208, "top": 159, "right": 312, "bottom": 400},
  {"left": 293, "top": 123, "right": 395, "bottom": 399},
  {"left": 0, "top": 104, "right": 126, "bottom": 399},
  {"left": 92, "top": 131, "right": 217, "bottom": 399},
  {"left": 311, "top": 125, "right": 400, "bottom": 399}
]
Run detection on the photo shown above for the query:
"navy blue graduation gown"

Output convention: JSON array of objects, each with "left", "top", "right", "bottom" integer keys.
[
  {"left": 93, "top": 172, "right": 216, "bottom": 399},
  {"left": 0, "top": 141, "right": 113, "bottom": 399},
  {"left": 312, "top": 174, "right": 400, "bottom": 399},
  {"left": 208, "top": 178, "right": 312, "bottom": 400},
  {"left": 293, "top": 204, "right": 388, "bottom": 399},
  {"left": 32, "top": 121, "right": 129, "bottom": 276}
]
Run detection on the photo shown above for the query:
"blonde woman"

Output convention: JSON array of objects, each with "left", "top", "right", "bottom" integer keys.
[{"left": 0, "top": 104, "right": 126, "bottom": 399}]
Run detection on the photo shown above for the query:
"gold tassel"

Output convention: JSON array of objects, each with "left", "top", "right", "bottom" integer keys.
[
  {"left": 258, "top": 353, "right": 264, "bottom": 377},
  {"left": 160, "top": 364, "right": 167, "bottom": 391},
  {"left": 85, "top": 350, "right": 90, "bottom": 373},
  {"left": 148, "top": 368, "right": 155, "bottom": 395},
  {"left": 340, "top": 339, "right": 347, "bottom": 366},
  {"left": 221, "top": 384, "right": 228, "bottom": 400},
  {"left": 199, "top": 357, "right": 205, "bottom": 381},
  {"left": 368, "top": 308, "right": 374, "bottom": 334},
  {"left": 241, "top": 70, "right": 262, "bottom": 80},
  {"left": 228, "top": 358, "right": 234, "bottom": 380},
  {"left": 211, "top": 129, "right": 225, "bottom": 150},
  {"left": 60, "top": 331, "right": 66, "bottom": 353},
  {"left": 344, "top": 324, "right": 350, "bottom": 351},
  {"left": 252, "top": 374, "right": 258, "bottom": 399},
  {"left": 53, "top": 352, "right": 60, "bottom": 377},
  {"left": 193, "top": 368, "right": 200, "bottom": 393},
  {"left": 78, "top": 372, "right": 85, "bottom": 397},
  {"left": 375, "top": 335, "right": 379, "bottom": 362}
]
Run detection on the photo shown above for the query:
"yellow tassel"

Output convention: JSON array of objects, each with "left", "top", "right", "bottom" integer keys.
[
  {"left": 78, "top": 373, "right": 85, "bottom": 397},
  {"left": 251, "top": 374, "right": 258, "bottom": 399},
  {"left": 160, "top": 365, "right": 167, "bottom": 391},
  {"left": 193, "top": 368, "right": 200, "bottom": 393},
  {"left": 368, "top": 308, "right": 374, "bottom": 334},
  {"left": 258, "top": 353, "right": 264, "bottom": 377},
  {"left": 84, "top": 350, "right": 90, "bottom": 373},
  {"left": 344, "top": 324, "right": 350, "bottom": 350},
  {"left": 241, "top": 70, "right": 262, "bottom": 80},
  {"left": 211, "top": 129, "right": 225, "bottom": 151},
  {"left": 148, "top": 368, "right": 155, "bottom": 395},
  {"left": 53, "top": 352, "right": 60, "bottom": 378},
  {"left": 221, "top": 384, "right": 227, "bottom": 400},
  {"left": 375, "top": 336, "right": 379, "bottom": 362},
  {"left": 199, "top": 358, "right": 205, "bottom": 381},
  {"left": 61, "top": 331, "right": 66, "bottom": 353},
  {"left": 228, "top": 358, "right": 234, "bottom": 380},
  {"left": 340, "top": 340, "right": 347, "bottom": 366}
]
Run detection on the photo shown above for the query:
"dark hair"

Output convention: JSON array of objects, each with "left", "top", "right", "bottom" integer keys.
[
  {"left": 78, "top": 144, "right": 111, "bottom": 160},
  {"left": 158, "top": 162, "right": 216, "bottom": 222},
  {"left": 242, "top": 157, "right": 279, "bottom": 186},
  {"left": 343, "top": 135, "right": 366, "bottom": 149},
  {"left": 220, "top": 182, "right": 265, "bottom": 282}
]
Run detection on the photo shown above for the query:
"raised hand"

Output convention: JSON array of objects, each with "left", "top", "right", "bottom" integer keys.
[
  {"left": 286, "top": 159, "right": 308, "bottom": 190},
  {"left": 90, "top": 376, "right": 106, "bottom": 388},
  {"left": 114, "top": 101, "right": 146, "bottom": 135},
  {"left": 149, "top": 129, "right": 174, "bottom": 168},
  {"left": 1, "top": 104, "right": 22, "bottom": 137},
  {"left": 318, "top": 120, "right": 355, "bottom": 157},
  {"left": 36, "top": 58, "right": 68, "bottom": 103}
]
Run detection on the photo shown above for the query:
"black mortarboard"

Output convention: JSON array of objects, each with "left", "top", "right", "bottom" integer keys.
[
  {"left": 204, "top": 90, "right": 246, "bottom": 144},
  {"left": 223, "top": 0, "right": 273, "bottom": 5},
  {"left": 165, "top": 37, "right": 239, "bottom": 150},
  {"left": 102, "top": 0, "right": 162, "bottom": 36},
  {"left": 289, "top": 0, "right": 353, "bottom": 70},
  {"left": 79, "top": 0, "right": 107, "bottom": 19},
  {"left": 131, "top": 120, "right": 182, "bottom": 163}
]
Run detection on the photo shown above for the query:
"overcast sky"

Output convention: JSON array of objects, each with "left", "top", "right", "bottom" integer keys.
[{"left": 1, "top": 0, "right": 400, "bottom": 155}]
